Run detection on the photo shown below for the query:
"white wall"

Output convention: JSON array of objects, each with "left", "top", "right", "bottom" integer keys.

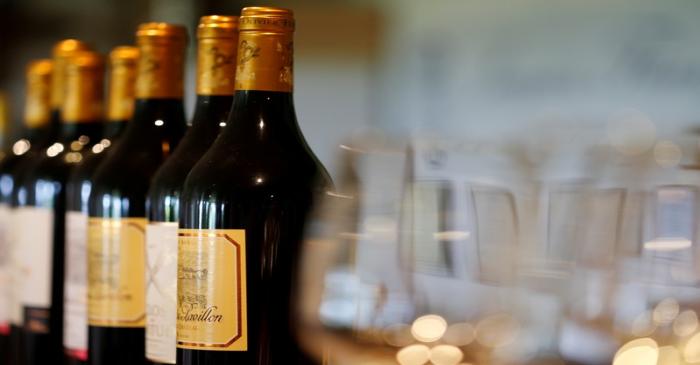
[{"left": 371, "top": 0, "right": 700, "bottom": 142}]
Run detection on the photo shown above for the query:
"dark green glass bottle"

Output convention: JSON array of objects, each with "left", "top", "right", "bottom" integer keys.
[
  {"left": 176, "top": 7, "right": 331, "bottom": 365},
  {"left": 86, "top": 23, "right": 187, "bottom": 365},
  {"left": 63, "top": 46, "right": 138, "bottom": 365},
  {"left": 15, "top": 50, "right": 104, "bottom": 365},
  {"left": 145, "top": 15, "right": 237, "bottom": 365}
]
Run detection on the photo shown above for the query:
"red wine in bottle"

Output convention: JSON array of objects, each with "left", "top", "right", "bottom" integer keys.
[
  {"left": 87, "top": 23, "right": 187, "bottom": 365},
  {"left": 63, "top": 46, "right": 138, "bottom": 365},
  {"left": 145, "top": 15, "right": 237, "bottom": 365},
  {"left": 176, "top": 7, "right": 331, "bottom": 365},
  {"left": 15, "top": 50, "right": 104, "bottom": 365}
]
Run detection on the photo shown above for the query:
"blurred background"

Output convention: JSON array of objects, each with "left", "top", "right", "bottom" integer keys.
[{"left": 2, "top": 0, "right": 700, "bottom": 177}]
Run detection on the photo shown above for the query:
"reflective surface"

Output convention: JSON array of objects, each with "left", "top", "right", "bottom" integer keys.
[{"left": 177, "top": 90, "right": 331, "bottom": 365}]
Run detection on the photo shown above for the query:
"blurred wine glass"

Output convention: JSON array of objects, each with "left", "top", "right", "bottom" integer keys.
[
  {"left": 297, "top": 134, "right": 565, "bottom": 365},
  {"left": 296, "top": 131, "right": 700, "bottom": 365}
]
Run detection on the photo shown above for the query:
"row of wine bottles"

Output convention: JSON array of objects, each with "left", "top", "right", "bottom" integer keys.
[{"left": 0, "top": 6, "right": 331, "bottom": 365}]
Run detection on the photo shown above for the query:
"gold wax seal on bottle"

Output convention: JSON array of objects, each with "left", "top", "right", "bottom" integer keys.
[
  {"left": 24, "top": 59, "right": 53, "bottom": 129},
  {"left": 197, "top": 15, "right": 239, "bottom": 96},
  {"left": 107, "top": 46, "right": 139, "bottom": 121},
  {"left": 135, "top": 22, "right": 188, "bottom": 99},
  {"left": 50, "top": 39, "right": 92, "bottom": 110},
  {"left": 235, "top": 7, "right": 294, "bottom": 93},
  {"left": 62, "top": 51, "right": 105, "bottom": 123}
]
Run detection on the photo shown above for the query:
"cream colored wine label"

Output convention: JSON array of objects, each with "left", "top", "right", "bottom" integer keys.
[
  {"left": 177, "top": 229, "right": 248, "bottom": 351},
  {"left": 16, "top": 207, "right": 54, "bottom": 308},
  {"left": 0, "top": 204, "right": 11, "bottom": 331},
  {"left": 87, "top": 217, "right": 147, "bottom": 327},
  {"left": 8, "top": 209, "right": 22, "bottom": 326},
  {"left": 146, "top": 222, "right": 178, "bottom": 364},
  {"left": 64, "top": 211, "right": 88, "bottom": 353}
]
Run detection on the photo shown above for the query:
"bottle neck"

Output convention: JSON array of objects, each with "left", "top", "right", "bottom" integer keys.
[
  {"left": 30, "top": 109, "right": 63, "bottom": 149},
  {"left": 129, "top": 98, "right": 185, "bottom": 133},
  {"left": 23, "top": 124, "right": 50, "bottom": 144},
  {"left": 191, "top": 94, "right": 233, "bottom": 128},
  {"left": 122, "top": 98, "right": 185, "bottom": 159},
  {"left": 59, "top": 121, "right": 103, "bottom": 143},
  {"left": 223, "top": 90, "right": 299, "bottom": 142},
  {"left": 102, "top": 120, "right": 128, "bottom": 140}
]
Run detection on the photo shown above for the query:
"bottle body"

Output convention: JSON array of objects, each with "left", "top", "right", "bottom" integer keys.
[
  {"left": 8, "top": 109, "right": 65, "bottom": 365},
  {"left": 87, "top": 99, "right": 185, "bottom": 365},
  {"left": 145, "top": 17, "right": 237, "bottom": 364},
  {"left": 177, "top": 90, "right": 330, "bottom": 365},
  {"left": 14, "top": 120, "right": 103, "bottom": 365},
  {"left": 63, "top": 44, "right": 138, "bottom": 365},
  {"left": 146, "top": 95, "right": 231, "bottom": 365},
  {"left": 63, "top": 120, "right": 127, "bottom": 365},
  {"left": 2, "top": 58, "right": 55, "bottom": 365},
  {"left": 87, "top": 23, "right": 187, "bottom": 365}
]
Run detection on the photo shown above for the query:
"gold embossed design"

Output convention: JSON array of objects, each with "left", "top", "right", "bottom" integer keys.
[
  {"left": 50, "top": 39, "right": 91, "bottom": 109},
  {"left": 135, "top": 23, "right": 187, "bottom": 99},
  {"left": 24, "top": 60, "right": 53, "bottom": 129},
  {"left": 62, "top": 52, "right": 104, "bottom": 123},
  {"left": 196, "top": 16, "right": 239, "bottom": 96},
  {"left": 87, "top": 218, "right": 147, "bottom": 328},
  {"left": 107, "top": 46, "right": 139, "bottom": 121},
  {"left": 235, "top": 7, "right": 294, "bottom": 92},
  {"left": 177, "top": 229, "right": 248, "bottom": 351}
]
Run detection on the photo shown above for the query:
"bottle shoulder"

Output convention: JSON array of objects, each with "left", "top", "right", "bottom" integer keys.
[
  {"left": 90, "top": 144, "right": 157, "bottom": 191},
  {"left": 182, "top": 141, "right": 330, "bottom": 203},
  {"left": 68, "top": 150, "right": 106, "bottom": 184},
  {"left": 149, "top": 124, "right": 218, "bottom": 195}
]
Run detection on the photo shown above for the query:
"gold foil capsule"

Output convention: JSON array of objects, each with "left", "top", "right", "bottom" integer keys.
[
  {"left": 197, "top": 15, "right": 239, "bottom": 96},
  {"left": 107, "top": 46, "right": 139, "bottom": 121},
  {"left": 135, "top": 23, "right": 188, "bottom": 99},
  {"left": 24, "top": 59, "right": 54, "bottom": 128},
  {"left": 50, "top": 39, "right": 92, "bottom": 109},
  {"left": 62, "top": 51, "right": 104, "bottom": 123}
]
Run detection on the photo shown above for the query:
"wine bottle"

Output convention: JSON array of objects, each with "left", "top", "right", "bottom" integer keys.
[
  {"left": 8, "top": 41, "right": 91, "bottom": 365},
  {"left": 145, "top": 15, "right": 237, "bottom": 365},
  {"left": 15, "top": 51, "right": 104, "bottom": 365},
  {"left": 87, "top": 23, "right": 187, "bottom": 365},
  {"left": 0, "top": 59, "right": 53, "bottom": 365},
  {"left": 176, "top": 7, "right": 331, "bottom": 365},
  {"left": 0, "top": 90, "right": 11, "bottom": 362},
  {"left": 63, "top": 46, "right": 138, "bottom": 365}
]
